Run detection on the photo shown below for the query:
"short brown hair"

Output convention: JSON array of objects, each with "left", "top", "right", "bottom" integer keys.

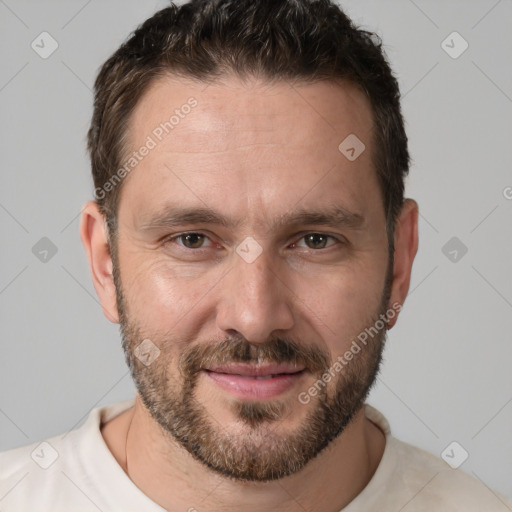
[{"left": 87, "top": 0, "right": 409, "bottom": 243}]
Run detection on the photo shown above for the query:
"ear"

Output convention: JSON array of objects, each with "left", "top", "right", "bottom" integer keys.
[
  {"left": 387, "top": 198, "right": 419, "bottom": 329},
  {"left": 80, "top": 201, "right": 120, "bottom": 323}
]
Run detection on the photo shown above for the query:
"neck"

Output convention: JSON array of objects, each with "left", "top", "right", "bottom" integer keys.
[{"left": 102, "top": 395, "right": 386, "bottom": 512}]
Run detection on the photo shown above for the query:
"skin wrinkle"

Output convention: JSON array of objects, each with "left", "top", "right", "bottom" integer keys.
[{"left": 160, "top": 142, "right": 283, "bottom": 154}]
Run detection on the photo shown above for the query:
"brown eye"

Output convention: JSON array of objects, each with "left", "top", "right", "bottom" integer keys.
[
  {"left": 177, "top": 233, "right": 208, "bottom": 249},
  {"left": 301, "top": 233, "right": 334, "bottom": 249}
]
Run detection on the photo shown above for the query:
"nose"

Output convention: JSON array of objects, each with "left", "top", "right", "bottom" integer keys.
[{"left": 216, "top": 246, "right": 295, "bottom": 343}]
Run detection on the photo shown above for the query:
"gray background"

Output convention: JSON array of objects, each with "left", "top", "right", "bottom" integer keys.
[{"left": 1, "top": 0, "right": 511, "bottom": 501}]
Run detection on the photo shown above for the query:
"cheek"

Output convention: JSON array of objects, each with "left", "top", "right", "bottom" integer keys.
[
  {"left": 120, "top": 254, "right": 222, "bottom": 331},
  {"left": 291, "top": 260, "right": 386, "bottom": 356}
]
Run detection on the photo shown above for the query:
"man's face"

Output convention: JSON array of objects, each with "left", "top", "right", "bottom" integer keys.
[{"left": 112, "top": 76, "right": 391, "bottom": 481}]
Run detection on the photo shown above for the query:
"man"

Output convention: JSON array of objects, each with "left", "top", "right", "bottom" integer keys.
[{"left": 0, "top": 0, "right": 510, "bottom": 510}]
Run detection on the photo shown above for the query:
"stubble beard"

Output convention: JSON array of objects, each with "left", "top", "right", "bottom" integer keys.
[{"left": 112, "top": 247, "right": 392, "bottom": 482}]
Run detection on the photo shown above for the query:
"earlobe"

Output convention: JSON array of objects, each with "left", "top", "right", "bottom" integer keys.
[
  {"left": 387, "top": 199, "right": 419, "bottom": 329},
  {"left": 80, "top": 201, "right": 120, "bottom": 324}
]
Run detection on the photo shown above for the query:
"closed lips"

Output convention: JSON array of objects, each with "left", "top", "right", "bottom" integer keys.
[{"left": 203, "top": 363, "right": 306, "bottom": 378}]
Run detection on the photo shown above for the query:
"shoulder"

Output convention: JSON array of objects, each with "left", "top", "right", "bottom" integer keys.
[
  {"left": 0, "top": 434, "right": 73, "bottom": 511},
  {"left": 359, "top": 405, "right": 512, "bottom": 511},
  {"left": 386, "top": 437, "right": 512, "bottom": 511},
  {"left": 0, "top": 399, "right": 136, "bottom": 512}
]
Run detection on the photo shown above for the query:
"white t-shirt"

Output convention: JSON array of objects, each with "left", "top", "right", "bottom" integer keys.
[{"left": 0, "top": 399, "right": 510, "bottom": 511}]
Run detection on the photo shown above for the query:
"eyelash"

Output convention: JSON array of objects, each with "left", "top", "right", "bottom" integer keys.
[{"left": 164, "top": 232, "right": 343, "bottom": 251}]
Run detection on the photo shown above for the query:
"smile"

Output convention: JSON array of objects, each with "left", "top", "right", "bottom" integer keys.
[{"left": 202, "top": 364, "right": 306, "bottom": 399}]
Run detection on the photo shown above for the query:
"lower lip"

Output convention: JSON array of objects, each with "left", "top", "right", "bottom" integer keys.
[{"left": 203, "top": 370, "right": 306, "bottom": 399}]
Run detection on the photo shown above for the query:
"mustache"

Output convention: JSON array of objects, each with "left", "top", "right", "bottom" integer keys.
[{"left": 178, "top": 334, "right": 330, "bottom": 378}]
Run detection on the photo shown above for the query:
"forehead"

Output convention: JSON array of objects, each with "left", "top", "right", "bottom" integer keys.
[
  {"left": 128, "top": 74, "right": 373, "bottom": 151},
  {"left": 118, "top": 74, "right": 380, "bottom": 227}
]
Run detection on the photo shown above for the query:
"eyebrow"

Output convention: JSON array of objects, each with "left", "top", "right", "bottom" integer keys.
[{"left": 138, "top": 205, "right": 365, "bottom": 232}]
